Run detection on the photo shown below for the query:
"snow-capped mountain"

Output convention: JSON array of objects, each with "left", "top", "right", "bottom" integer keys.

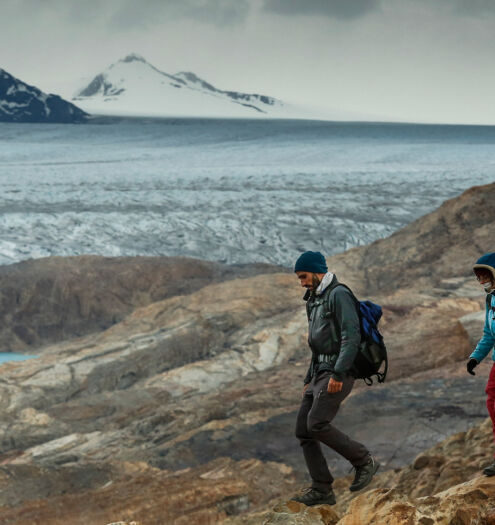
[
  {"left": 0, "top": 68, "right": 88, "bottom": 123},
  {"left": 72, "top": 54, "right": 293, "bottom": 118}
]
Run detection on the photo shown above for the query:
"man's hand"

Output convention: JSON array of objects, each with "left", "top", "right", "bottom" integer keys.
[
  {"left": 467, "top": 358, "right": 478, "bottom": 375},
  {"left": 302, "top": 383, "right": 310, "bottom": 398},
  {"left": 327, "top": 377, "right": 343, "bottom": 393}
]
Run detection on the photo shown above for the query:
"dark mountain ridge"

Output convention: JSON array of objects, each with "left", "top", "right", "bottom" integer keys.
[{"left": 0, "top": 68, "right": 88, "bottom": 123}]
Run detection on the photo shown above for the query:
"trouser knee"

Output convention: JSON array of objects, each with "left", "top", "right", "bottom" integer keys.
[
  {"left": 307, "top": 419, "right": 329, "bottom": 435},
  {"left": 295, "top": 424, "right": 312, "bottom": 441}
]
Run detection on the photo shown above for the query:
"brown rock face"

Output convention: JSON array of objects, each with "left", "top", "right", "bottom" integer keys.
[
  {"left": 329, "top": 417, "right": 495, "bottom": 513},
  {"left": 252, "top": 501, "right": 340, "bottom": 525},
  {"left": 338, "top": 476, "right": 495, "bottom": 525},
  {"left": 0, "top": 458, "right": 298, "bottom": 525},
  {"left": 0, "top": 255, "right": 283, "bottom": 350},
  {"left": 328, "top": 182, "right": 495, "bottom": 295}
]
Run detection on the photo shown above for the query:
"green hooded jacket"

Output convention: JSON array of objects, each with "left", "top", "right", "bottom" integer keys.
[{"left": 303, "top": 275, "right": 361, "bottom": 383}]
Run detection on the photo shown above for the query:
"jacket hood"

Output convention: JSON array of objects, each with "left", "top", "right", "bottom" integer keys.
[
  {"left": 473, "top": 252, "right": 495, "bottom": 282},
  {"left": 315, "top": 272, "right": 336, "bottom": 295}
]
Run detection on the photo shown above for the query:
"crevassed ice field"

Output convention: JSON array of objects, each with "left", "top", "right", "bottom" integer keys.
[{"left": 0, "top": 117, "right": 494, "bottom": 267}]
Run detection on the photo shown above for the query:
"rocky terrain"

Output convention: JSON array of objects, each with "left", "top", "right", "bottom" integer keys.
[
  {"left": 0, "top": 255, "right": 282, "bottom": 350},
  {"left": 2, "top": 419, "right": 493, "bottom": 524},
  {"left": 222, "top": 417, "right": 495, "bottom": 524},
  {"left": 0, "top": 182, "right": 493, "bottom": 524}
]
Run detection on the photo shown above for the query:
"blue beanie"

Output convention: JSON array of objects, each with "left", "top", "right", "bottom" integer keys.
[
  {"left": 473, "top": 252, "right": 495, "bottom": 281},
  {"left": 294, "top": 251, "right": 328, "bottom": 274}
]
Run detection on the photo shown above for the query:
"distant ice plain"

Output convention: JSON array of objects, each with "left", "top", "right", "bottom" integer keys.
[{"left": 0, "top": 118, "right": 494, "bottom": 267}]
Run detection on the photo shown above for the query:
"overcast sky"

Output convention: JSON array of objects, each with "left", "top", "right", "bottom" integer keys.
[{"left": 2, "top": 0, "right": 495, "bottom": 124}]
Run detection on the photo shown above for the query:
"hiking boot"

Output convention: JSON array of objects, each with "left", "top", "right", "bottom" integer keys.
[
  {"left": 291, "top": 487, "right": 336, "bottom": 506},
  {"left": 349, "top": 456, "right": 380, "bottom": 492},
  {"left": 483, "top": 461, "right": 495, "bottom": 476}
]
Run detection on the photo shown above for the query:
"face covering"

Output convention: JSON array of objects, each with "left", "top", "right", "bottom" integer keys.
[{"left": 483, "top": 281, "right": 494, "bottom": 293}]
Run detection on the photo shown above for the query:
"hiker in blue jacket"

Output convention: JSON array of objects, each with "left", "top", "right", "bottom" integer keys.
[
  {"left": 467, "top": 252, "right": 495, "bottom": 476},
  {"left": 291, "top": 251, "right": 379, "bottom": 507}
]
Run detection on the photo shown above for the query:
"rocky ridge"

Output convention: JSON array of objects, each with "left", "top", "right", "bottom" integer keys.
[
  {"left": 0, "top": 183, "right": 493, "bottom": 523},
  {"left": 329, "top": 182, "right": 494, "bottom": 295},
  {"left": 0, "top": 255, "right": 282, "bottom": 351},
  {"left": 224, "top": 418, "right": 495, "bottom": 524},
  {"left": 0, "top": 68, "right": 87, "bottom": 123}
]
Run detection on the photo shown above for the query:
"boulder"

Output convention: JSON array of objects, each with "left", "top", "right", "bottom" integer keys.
[{"left": 339, "top": 477, "right": 495, "bottom": 525}]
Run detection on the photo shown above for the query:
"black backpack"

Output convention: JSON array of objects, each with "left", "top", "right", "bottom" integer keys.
[{"left": 328, "top": 284, "right": 388, "bottom": 385}]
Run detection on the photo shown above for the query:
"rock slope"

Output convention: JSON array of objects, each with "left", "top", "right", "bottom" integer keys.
[
  {"left": 0, "top": 68, "right": 87, "bottom": 123},
  {"left": 5, "top": 416, "right": 489, "bottom": 524},
  {"left": 0, "top": 255, "right": 282, "bottom": 351},
  {"left": 225, "top": 418, "right": 495, "bottom": 524},
  {"left": 329, "top": 182, "right": 495, "bottom": 295},
  {"left": 0, "top": 183, "right": 493, "bottom": 523}
]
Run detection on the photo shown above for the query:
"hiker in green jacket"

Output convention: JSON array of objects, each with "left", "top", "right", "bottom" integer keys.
[{"left": 291, "top": 251, "right": 379, "bottom": 507}]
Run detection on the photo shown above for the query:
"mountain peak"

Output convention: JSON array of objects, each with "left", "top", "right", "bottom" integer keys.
[
  {"left": 120, "top": 53, "right": 147, "bottom": 64},
  {"left": 73, "top": 56, "right": 286, "bottom": 118}
]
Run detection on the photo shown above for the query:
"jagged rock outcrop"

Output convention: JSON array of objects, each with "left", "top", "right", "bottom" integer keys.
[
  {"left": 329, "top": 417, "right": 495, "bottom": 514},
  {"left": 338, "top": 476, "right": 495, "bottom": 525},
  {"left": 225, "top": 418, "right": 495, "bottom": 524},
  {"left": 329, "top": 182, "right": 495, "bottom": 295},
  {"left": 0, "top": 273, "right": 304, "bottom": 455},
  {"left": 0, "top": 255, "right": 282, "bottom": 351},
  {"left": 0, "top": 68, "right": 87, "bottom": 123}
]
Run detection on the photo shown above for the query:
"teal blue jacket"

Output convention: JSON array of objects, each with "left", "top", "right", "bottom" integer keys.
[{"left": 470, "top": 292, "right": 495, "bottom": 363}]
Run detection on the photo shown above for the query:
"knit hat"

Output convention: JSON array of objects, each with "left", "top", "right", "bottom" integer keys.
[
  {"left": 473, "top": 252, "right": 495, "bottom": 282},
  {"left": 294, "top": 251, "right": 328, "bottom": 274}
]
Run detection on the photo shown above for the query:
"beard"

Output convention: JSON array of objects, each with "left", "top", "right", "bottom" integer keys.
[{"left": 311, "top": 274, "right": 321, "bottom": 291}]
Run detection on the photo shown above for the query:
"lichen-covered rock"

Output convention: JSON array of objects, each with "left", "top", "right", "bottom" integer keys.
[
  {"left": 338, "top": 476, "right": 495, "bottom": 525},
  {"left": 224, "top": 500, "right": 340, "bottom": 525},
  {"left": 106, "top": 522, "right": 140, "bottom": 525}
]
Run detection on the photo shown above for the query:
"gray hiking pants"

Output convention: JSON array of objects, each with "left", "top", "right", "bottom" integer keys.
[{"left": 295, "top": 370, "right": 370, "bottom": 492}]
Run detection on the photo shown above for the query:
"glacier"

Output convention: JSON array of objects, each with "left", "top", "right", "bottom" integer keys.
[{"left": 0, "top": 117, "right": 494, "bottom": 267}]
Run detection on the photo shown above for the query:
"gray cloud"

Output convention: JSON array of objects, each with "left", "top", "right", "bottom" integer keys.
[
  {"left": 14, "top": 0, "right": 251, "bottom": 29},
  {"left": 434, "top": 0, "right": 495, "bottom": 16},
  {"left": 109, "top": 0, "right": 251, "bottom": 29},
  {"left": 263, "top": 0, "right": 380, "bottom": 20}
]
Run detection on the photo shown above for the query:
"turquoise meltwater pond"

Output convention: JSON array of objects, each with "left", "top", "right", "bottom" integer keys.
[{"left": 0, "top": 353, "right": 38, "bottom": 364}]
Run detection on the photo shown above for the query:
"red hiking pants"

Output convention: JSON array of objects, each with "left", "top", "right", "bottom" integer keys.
[{"left": 486, "top": 363, "right": 495, "bottom": 457}]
